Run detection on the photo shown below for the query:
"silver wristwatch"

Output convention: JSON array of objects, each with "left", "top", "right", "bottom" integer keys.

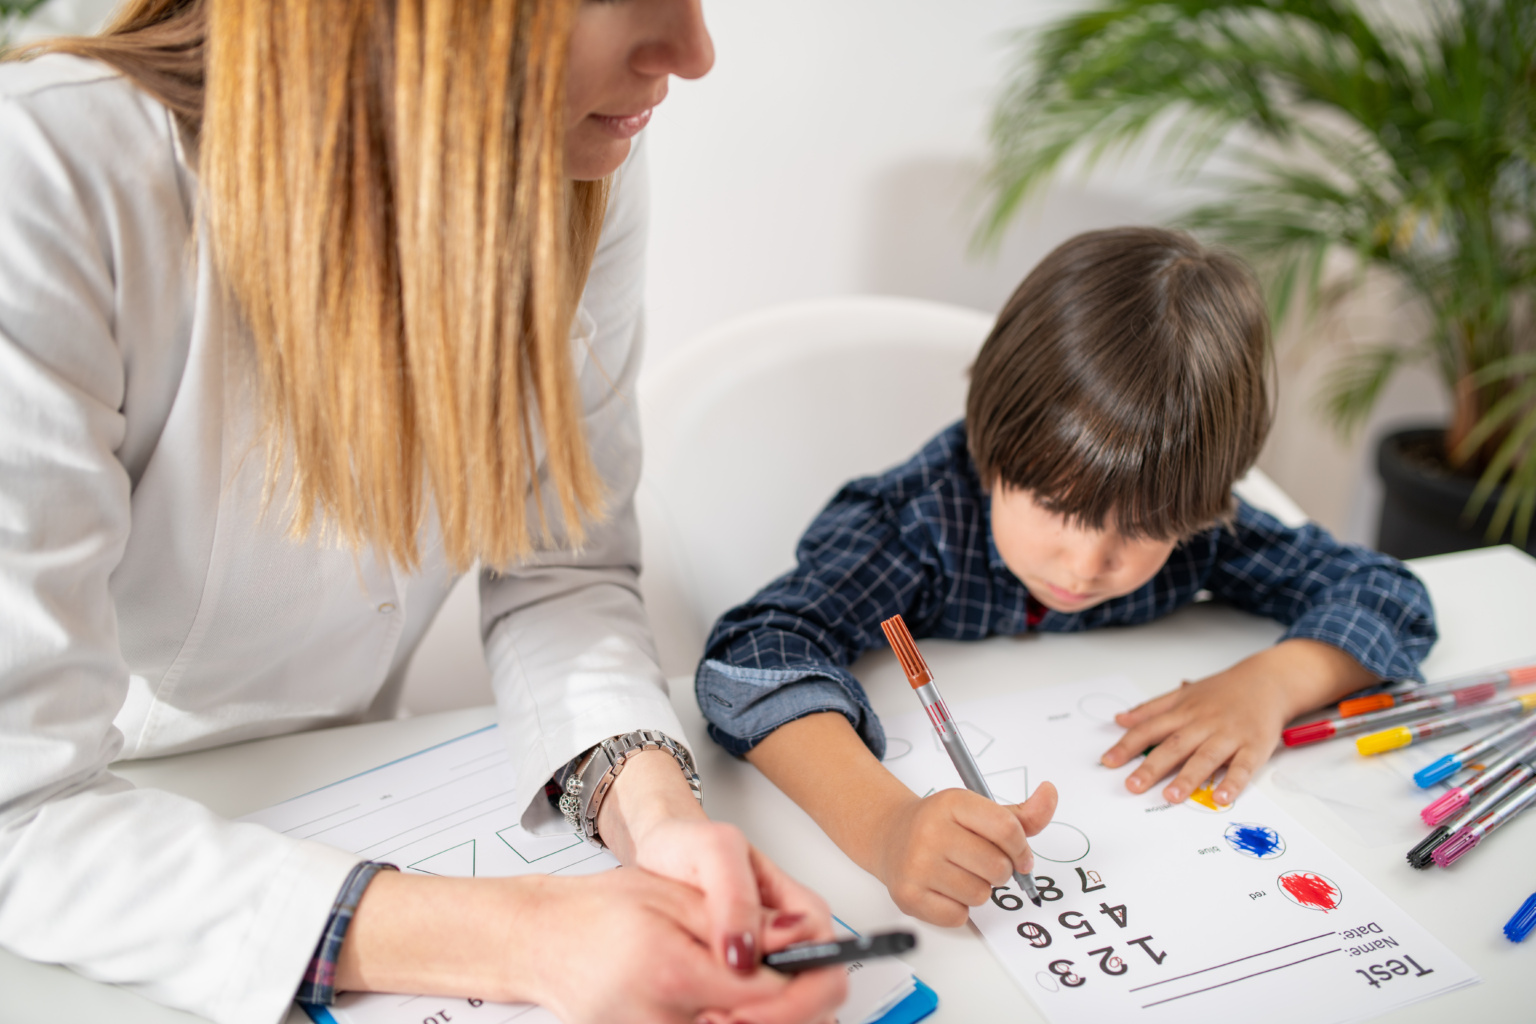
[{"left": 559, "top": 729, "right": 702, "bottom": 846}]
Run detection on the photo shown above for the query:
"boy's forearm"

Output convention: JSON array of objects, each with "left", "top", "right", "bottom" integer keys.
[
  {"left": 1262, "top": 638, "right": 1377, "bottom": 717},
  {"left": 744, "top": 712, "right": 915, "bottom": 876}
]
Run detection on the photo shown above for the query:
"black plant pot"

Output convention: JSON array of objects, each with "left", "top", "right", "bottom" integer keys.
[{"left": 1376, "top": 426, "right": 1536, "bottom": 559}]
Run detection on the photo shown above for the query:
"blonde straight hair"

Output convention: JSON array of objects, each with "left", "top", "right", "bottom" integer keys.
[{"left": 30, "top": 0, "right": 609, "bottom": 571}]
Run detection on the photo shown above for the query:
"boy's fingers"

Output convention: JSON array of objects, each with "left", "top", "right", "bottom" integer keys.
[
  {"left": 1102, "top": 710, "right": 1185, "bottom": 767},
  {"left": 930, "top": 857, "right": 996, "bottom": 908},
  {"left": 1015, "top": 781, "right": 1058, "bottom": 837},
  {"left": 945, "top": 824, "right": 1016, "bottom": 887},
  {"left": 1163, "top": 738, "right": 1238, "bottom": 804},
  {"left": 951, "top": 791, "right": 1028, "bottom": 859},
  {"left": 1124, "top": 724, "right": 1206, "bottom": 794},
  {"left": 1113, "top": 687, "right": 1183, "bottom": 729},
  {"left": 1213, "top": 749, "right": 1264, "bottom": 804}
]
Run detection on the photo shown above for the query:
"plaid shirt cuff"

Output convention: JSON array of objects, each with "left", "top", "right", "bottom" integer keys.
[{"left": 295, "top": 861, "right": 397, "bottom": 1006}]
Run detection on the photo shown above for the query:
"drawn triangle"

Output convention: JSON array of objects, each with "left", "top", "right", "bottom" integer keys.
[{"left": 408, "top": 838, "right": 476, "bottom": 877}]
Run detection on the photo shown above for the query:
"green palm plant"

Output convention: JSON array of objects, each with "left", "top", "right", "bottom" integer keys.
[{"left": 983, "top": 0, "right": 1536, "bottom": 545}]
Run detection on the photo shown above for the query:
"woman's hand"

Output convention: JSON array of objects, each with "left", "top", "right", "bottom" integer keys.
[
  {"left": 597, "top": 749, "right": 847, "bottom": 1023},
  {"left": 1100, "top": 639, "right": 1375, "bottom": 804},
  {"left": 872, "top": 784, "right": 1057, "bottom": 928},
  {"left": 515, "top": 869, "right": 833, "bottom": 1024}
]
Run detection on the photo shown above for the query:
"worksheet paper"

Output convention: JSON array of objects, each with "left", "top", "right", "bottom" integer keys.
[
  {"left": 241, "top": 726, "right": 917, "bottom": 1024},
  {"left": 879, "top": 675, "right": 1478, "bottom": 1024}
]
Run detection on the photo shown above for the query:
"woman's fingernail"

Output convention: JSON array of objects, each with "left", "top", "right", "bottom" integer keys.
[
  {"left": 725, "top": 932, "right": 756, "bottom": 973},
  {"left": 1215, "top": 789, "right": 1230, "bottom": 803},
  {"left": 771, "top": 912, "right": 807, "bottom": 930}
]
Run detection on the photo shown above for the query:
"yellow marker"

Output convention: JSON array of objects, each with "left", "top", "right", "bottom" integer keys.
[
  {"left": 1356, "top": 726, "right": 1413, "bottom": 755},
  {"left": 1358, "top": 692, "right": 1536, "bottom": 756}
]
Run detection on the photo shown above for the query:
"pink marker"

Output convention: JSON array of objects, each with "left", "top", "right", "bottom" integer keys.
[
  {"left": 1421, "top": 731, "right": 1536, "bottom": 827},
  {"left": 1433, "top": 773, "right": 1536, "bottom": 867}
]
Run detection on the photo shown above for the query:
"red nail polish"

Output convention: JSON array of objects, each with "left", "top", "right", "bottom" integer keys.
[
  {"left": 771, "top": 912, "right": 807, "bottom": 929},
  {"left": 725, "top": 932, "right": 756, "bottom": 972}
]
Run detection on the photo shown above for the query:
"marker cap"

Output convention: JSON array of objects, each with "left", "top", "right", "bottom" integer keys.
[
  {"left": 1282, "top": 721, "right": 1336, "bottom": 747},
  {"left": 1506, "top": 893, "right": 1536, "bottom": 942},
  {"left": 1430, "top": 826, "right": 1480, "bottom": 867},
  {"left": 1420, "top": 787, "right": 1468, "bottom": 827},
  {"left": 1414, "top": 755, "right": 1462, "bottom": 788},
  {"left": 1339, "top": 693, "right": 1395, "bottom": 717},
  {"left": 1406, "top": 825, "right": 1450, "bottom": 869},
  {"left": 1357, "top": 726, "right": 1413, "bottom": 756}
]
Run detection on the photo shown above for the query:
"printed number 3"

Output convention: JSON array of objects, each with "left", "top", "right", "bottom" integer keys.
[{"left": 1048, "top": 959, "right": 1086, "bottom": 987}]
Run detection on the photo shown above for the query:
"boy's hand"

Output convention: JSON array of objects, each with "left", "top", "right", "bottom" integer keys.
[
  {"left": 1099, "top": 639, "right": 1374, "bottom": 805},
  {"left": 872, "top": 783, "right": 1057, "bottom": 927}
]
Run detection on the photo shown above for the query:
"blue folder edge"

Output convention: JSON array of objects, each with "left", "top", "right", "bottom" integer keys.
[
  {"left": 300, "top": 962, "right": 936, "bottom": 1024},
  {"left": 303, "top": 984, "right": 935, "bottom": 1024}
]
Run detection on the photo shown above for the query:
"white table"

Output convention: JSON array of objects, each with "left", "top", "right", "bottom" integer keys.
[{"left": 5, "top": 546, "right": 1534, "bottom": 1023}]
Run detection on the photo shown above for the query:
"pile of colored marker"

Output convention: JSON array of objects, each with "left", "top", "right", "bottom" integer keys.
[{"left": 1280, "top": 662, "right": 1536, "bottom": 941}]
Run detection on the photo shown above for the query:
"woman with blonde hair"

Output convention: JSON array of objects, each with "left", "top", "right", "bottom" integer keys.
[{"left": 0, "top": 1, "right": 845, "bottom": 1022}]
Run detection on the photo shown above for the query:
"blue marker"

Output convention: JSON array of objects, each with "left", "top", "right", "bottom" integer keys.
[
  {"left": 1415, "top": 714, "right": 1536, "bottom": 788},
  {"left": 1505, "top": 892, "right": 1536, "bottom": 942}
]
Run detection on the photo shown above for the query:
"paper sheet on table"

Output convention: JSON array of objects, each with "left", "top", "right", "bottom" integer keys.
[
  {"left": 240, "top": 726, "right": 919, "bottom": 1024},
  {"left": 880, "top": 675, "right": 1479, "bottom": 1024}
]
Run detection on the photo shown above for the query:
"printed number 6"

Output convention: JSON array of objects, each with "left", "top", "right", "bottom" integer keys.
[
  {"left": 991, "top": 886, "right": 1024, "bottom": 911},
  {"left": 1048, "top": 959, "right": 1086, "bottom": 987}
]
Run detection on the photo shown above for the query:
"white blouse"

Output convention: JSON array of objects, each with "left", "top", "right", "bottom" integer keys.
[{"left": 0, "top": 55, "right": 684, "bottom": 1024}]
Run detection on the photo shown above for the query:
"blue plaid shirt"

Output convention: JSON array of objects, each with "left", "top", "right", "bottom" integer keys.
[{"left": 696, "top": 422, "right": 1437, "bottom": 758}]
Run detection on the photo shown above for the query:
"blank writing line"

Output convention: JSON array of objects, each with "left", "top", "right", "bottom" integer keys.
[
  {"left": 1127, "top": 931, "right": 1337, "bottom": 992},
  {"left": 1140, "top": 949, "right": 1342, "bottom": 1008}
]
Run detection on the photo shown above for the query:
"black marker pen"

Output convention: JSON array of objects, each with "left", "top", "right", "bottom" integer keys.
[{"left": 764, "top": 931, "right": 917, "bottom": 974}]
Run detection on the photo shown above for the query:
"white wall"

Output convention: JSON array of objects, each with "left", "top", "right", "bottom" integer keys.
[{"left": 642, "top": 0, "right": 1447, "bottom": 545}]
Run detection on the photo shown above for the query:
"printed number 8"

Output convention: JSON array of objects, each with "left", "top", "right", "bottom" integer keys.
[
  {"left": 1048, "top": 959, "right": 1086, "bottom": 987},
  {"left": 1036, "top": 875, "right": 1064, "bottom": 902}
]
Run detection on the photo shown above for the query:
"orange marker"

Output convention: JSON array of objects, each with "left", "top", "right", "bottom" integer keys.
[{"left": 1339, "top": 663, "right": 1536, "bottom": 717}]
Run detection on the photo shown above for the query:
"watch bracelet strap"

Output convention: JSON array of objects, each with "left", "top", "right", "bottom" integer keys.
[{"left": 558, "top": 729, "right": 701, "bottom": 846}]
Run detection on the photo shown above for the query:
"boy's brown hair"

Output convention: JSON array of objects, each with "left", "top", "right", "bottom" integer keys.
[{"left": 966, "top": 227, "right": 1272, "bottom": 540}]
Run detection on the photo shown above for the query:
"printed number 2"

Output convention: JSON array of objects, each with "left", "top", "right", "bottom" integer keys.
[{"left": 1087, "top": 946, "right": 1128, "bottom": 975}]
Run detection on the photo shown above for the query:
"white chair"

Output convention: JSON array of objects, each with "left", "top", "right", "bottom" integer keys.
[{"left": 634, "top": 295, "right": 1309, "bottom": 679}]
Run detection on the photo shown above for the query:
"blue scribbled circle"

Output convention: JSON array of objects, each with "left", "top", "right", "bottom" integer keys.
[{"left": 1224, "top": 822, "right": 1285, "bottom": 859}]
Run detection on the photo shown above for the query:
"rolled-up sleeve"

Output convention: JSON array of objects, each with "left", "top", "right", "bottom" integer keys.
[
  {"left": 479, "top": 141, "right": 690, "bottom": 834},
  {"left": 1206, "top": 502, "right": 1437, "bottom": 681},
  {"left": 697, "top": 483, "right": 947, "bottom": 759}
]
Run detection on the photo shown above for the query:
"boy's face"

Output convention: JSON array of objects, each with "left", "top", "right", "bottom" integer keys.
[{"left": 989, "top": 486, "right": 1178, "bottom": 613}]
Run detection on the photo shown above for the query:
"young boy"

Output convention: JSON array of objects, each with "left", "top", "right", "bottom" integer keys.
[{"left": 694, "top": 227, "right": 1436, "bottom": 928}]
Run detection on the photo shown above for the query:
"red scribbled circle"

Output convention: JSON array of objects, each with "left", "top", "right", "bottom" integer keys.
[{"left": 1277, "top": 870, "right": 1342, "bottom": 912}]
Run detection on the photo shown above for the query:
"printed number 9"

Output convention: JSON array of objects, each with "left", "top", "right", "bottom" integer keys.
[
  {"left": 1017, "top": 921, "right": 1052, "bottom": 948},
  {"left": 991, "top": 886, "right": 1023, "bottom": 911},
  {"left": 1048, "top": 959, "right": 1086, "bottom": 987}
]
